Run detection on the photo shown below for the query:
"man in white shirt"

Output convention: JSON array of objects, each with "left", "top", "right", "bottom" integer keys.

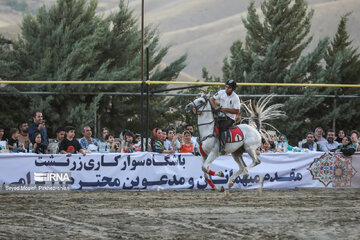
[{"left": 210, "top": 79, "right": 241, "bottom": 153}]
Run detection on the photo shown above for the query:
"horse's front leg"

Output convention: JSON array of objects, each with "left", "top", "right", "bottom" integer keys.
[{"left": 201, "top": 152, "right": 224, "bottom": 192}]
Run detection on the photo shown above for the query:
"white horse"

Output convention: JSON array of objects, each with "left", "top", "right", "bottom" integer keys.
[{"left": 185, "top": 94, "right": 284, "bottom": 191}]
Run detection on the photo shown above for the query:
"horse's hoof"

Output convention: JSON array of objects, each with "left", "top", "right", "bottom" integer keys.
[
  {"left": 218, "top": 171, "right": 224, "bottom": 177},
  {"left": 219, "top": 186, "right": 225, "bottom": 192},
  {"left": 228, "top": 182, "right": 234, "bottom": 188}
]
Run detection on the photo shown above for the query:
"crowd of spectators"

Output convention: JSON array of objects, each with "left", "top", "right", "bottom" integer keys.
[
  {"left": 0, "top": 111, "right": 359, "bottom": 157},
  {"left": 260, "top": 127, "right": 359, "bottom": 156}
]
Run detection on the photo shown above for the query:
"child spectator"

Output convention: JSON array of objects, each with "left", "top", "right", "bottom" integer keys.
[
  {"left": 59, "top": 126, "right": 86, "bottom": 156},
  {"left": 105, "top": 134, "right": 121, "bottom": 153},
  {"left": 33, "top": 132, "right": 48, "bottom": 154},
  {"left": 7, "top": 128, "right": 20, "bottom": 152}
]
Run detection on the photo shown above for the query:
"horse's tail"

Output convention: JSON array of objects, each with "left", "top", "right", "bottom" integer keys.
[{"left": 242, "top": 95, "right": 285, "bottom": 139}]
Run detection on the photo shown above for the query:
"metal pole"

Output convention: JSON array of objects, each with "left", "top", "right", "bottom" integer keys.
[
  {"left": 146, "top": 47, "right": 150, "bottom": 151},
  {"left": 333, "top": 90, "right": 337, "bottom": 132},
  {"left": 140, "top": 0, "right": 145, "bottom": 151},
  {"left": 94, "top": 97, "right": 97, "bottom": 139}
]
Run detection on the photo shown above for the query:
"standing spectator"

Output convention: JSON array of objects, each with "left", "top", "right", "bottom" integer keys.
[
  {"left": 33, "top": 132, "right": 48, "bottom": 154},
  {"left": 334, "top": 136, "right": 356, "bottom": 156},
  {"left": 301, "top": 132, "right": 319, "bottom": 151},
  {"left": 164, "top": 127, "right": 181, "bottom": 152},
  {"left": 7, "top": 128, "right": 20, "bottom": 152},
  {"left": 180, "top": 130, "right": 195, "bottom": 153},
  {"left": 350, "top": 130, "right": 359, "bottom": 151},
  {"left": 314, "top": 127, "right": 325, "bottom": 143},
  {"left": 59, "top": 126, "right": 86, "bottom": 156},
  {"left": 48, "top": 127, "right": 65, "bottom": 154},
  {"left": 320, "top": 129, "right": 339, "bottom": 152},
  {"left": 17, "top": 121, "right": 30, "bottom": 150},
  {"left": 79, "top": 126, "right": 98, "bottom": 151},
  {"left": 28, "top": 111, "right": 49, "bottom": 146},
  {"left": 335, "top": 129, "right": 345, "bottom": 144}
]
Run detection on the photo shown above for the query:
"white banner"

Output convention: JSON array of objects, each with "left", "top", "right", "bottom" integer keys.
[{"left": 0, "top": 152, "right": 357, "bottom": 191}]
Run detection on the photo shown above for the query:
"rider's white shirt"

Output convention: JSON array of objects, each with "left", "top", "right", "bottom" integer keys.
[{"left": 213, "top": 89, "right": 240, "bottom": 121}]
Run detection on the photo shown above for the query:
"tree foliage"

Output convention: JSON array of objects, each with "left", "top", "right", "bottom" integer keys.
[{"left": 0, "top": 0, "right": 186, "bottom": 138}]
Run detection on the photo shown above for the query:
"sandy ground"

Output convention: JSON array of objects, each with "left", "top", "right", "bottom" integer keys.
[{"left": 0, "top": 188, "right": 359, "bottom": 239}]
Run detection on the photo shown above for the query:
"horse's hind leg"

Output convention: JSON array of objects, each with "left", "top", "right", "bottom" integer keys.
[
  {"left": 244, "top": 147, "right": 261, "bottom": 173},
  {"left": 228, "top": 152, "right": 247, "bottom": 188}
]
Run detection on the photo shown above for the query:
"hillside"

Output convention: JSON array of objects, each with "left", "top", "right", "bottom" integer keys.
[{"left": 1, "top": 0, "right": 359, "bottom": 81}]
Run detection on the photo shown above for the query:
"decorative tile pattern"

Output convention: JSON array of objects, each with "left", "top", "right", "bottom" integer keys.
[
  {"left": 333, "top": 154, "right": 357, "bottom": 187},
  {"left": 309, "top": 152, "right": 334, "bottom": 187}
]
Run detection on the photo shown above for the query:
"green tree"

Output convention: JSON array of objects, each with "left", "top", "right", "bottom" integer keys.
[
  {"left": 0, "top": 0, "right": 186, "bottom": 137},
  {"left": 323, "top": 13, "right": 360, "bottom": 133},
  {"left": 218, "top": 0, "right": 330, "bottom": 144}
]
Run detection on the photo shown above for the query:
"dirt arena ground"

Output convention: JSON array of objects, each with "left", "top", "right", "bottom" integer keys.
[{"left": 0, "top": 188, "right": 359, "bottom": 239}]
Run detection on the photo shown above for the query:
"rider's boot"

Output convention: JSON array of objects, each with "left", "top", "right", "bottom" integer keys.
[{"left": 220, "top": 131, "right": 226, "bottom": 154}]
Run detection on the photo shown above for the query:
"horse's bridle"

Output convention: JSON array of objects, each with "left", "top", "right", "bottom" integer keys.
[{"left": 192, "top": 96, "right": 217, "bottom": 143}]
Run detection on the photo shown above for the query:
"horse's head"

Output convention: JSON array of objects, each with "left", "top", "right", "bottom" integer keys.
[{"left": 185, "top": 93, "right": 210, "bottom": 114}]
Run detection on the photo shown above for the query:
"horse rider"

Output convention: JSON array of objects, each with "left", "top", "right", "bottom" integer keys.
[{"left": 210, "top": 79, "right": 241, "bottom": 153}]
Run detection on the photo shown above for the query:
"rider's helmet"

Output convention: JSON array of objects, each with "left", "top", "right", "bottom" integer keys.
[{"left": 225, "top": 79, "right": 237, "bottom": 90}]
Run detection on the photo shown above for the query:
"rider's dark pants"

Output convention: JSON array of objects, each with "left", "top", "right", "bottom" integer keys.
[{"left": 218, "top": 117, "right": 234, "bottom": 151}]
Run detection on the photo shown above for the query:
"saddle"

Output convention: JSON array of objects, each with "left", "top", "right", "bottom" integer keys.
[{"left": 215, "top": 126, "right": 244, "bottom": 143}]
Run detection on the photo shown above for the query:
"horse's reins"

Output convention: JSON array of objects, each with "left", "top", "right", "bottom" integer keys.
[{"left": 192, "top": 97, "right": 217, "bottom": 143}]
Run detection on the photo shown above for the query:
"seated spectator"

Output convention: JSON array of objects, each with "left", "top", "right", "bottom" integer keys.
[
  {"left": 79, "top": 126, "right": 98, "bottom": 151},
  {"left": 185, "top": 124, "right": 198, "bottom": 146},
  {"left": 276, "top": 134, "right": 293, "bottom": 152},
  {"left": 164, "top": 127, "right": 181, "bottom": 152},
  {"left": 151, "top": 128, "right": 175, "bottom": 154},
  {"left": 59, "top": 126, "right": 86, "bottom": 156},
  {"left": 105, "top": 134, "right": 121, "bottom": 153},
  {"left": 334, "top": 136, "right": 356, "bottom": 156},
  {"left": 335, "top": 129, "right": 345, "bottom": 144},
  {"left": 98, "top": 127, "right": 109, "bottom": 143},
  {"left": 314, "top": 127, "right": 325, "bottom": 143},
  {"left": 7, "top": 128, "right": 21, "bottom": 152},
  {"left": 48, "top": 127, "right": 65, "bottom": 154},
  {"left": 180, "top": 131, "right": 195, "bottom": 153},
  {"left": 123, "top": 131, "right": 141, "bottom": 153},
  {"left": 134, "top": 133, "right": 143, "bottom": 151},
  {"left": 17, "top": 121, "right": 30, "bottom": 150},
  {"left": 33, "top": 132, "right": 48, "bottom": 154},
  {"left": 261, "top": 138, "right": 276, "bottom": 153},
  {"left": 301, "top": 132, "right": 319, "bottom": 151},
  {"left": 319, "top": 129, "right": 339, "bottom": 152},
  {"left": 0, "top": 126, "right": 6, "bottom": 142},
  {"left": 350, "top": 130, "right": 359, "bottom": 151}
]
